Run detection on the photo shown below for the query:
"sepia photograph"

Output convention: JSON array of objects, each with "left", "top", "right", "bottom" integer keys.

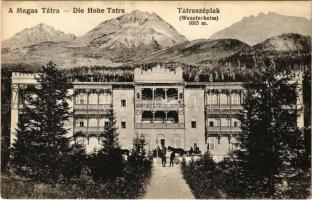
[{"left": 1, "top": 0, "right": 311, "bottom": 199}]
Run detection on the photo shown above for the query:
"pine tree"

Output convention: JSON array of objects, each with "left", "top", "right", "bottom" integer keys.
[
  {"left": 101, "top": 109, "right": 120, "bottom": 153},
  {"left": 125, "top": 132, "right": 151, "bottom": 182},
  {"left": 10, "top": 61, "right": 82, "bottom": 183},
  {"left": 234, "top": 67, "right": 306, "bottom": 198},
  {"left": 130, "top": 132, "right": 148, "bottom": 163},
  {"left": 88, "top": 109, "right": 122, "bottom": 181}
]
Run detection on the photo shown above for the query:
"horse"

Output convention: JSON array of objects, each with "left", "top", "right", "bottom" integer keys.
[{"left": 167, "top": 146, "right": 187, "bottom": 156}]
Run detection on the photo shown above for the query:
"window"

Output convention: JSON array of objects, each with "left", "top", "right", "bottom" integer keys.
[
  {"left": 99, "top": 93, "right": 111, "bottom": 104},
  {"left": 80, "top": 122, "right": 84, "bottom": 127},
  {"left": 208, "top": 138, "right": 215, "bottom": 150},
  {"left": 76, "top": 94, "right": 87, "bottom": 105},
  {"left": 191, "top": 121, "right": 197, "bottom": 128},
  {"left": 137, "top": 93, "right": 140, "bottom": 99},
  {"left": 179, "top": 93, "right": 183, "bottom": 99},
  {"left": 104, "top": 121, "right": 109, "bottom": 128},
  {"left": 209, "top": 121, "right": 214, "bottom": 127},
  {"left": 207, "top": 94, "right": 218, "bottom": 105},
  {"left": 234, "top": 121, "right": 238, "bottom": 127},
  {"left": 231, "top": 94, "right": 240, "bottom": 105},
  {"left": 121, "top": 99, "right": 126, "bottom": 107},
  {"left": 121, "top": 121, "right": 126, "bottom": 128},
  {"left": 88, "top": 93, "right": 98, "bottom": 104},
  {"left": 220, "top": 93, "right": 228, "bottom": 104}
]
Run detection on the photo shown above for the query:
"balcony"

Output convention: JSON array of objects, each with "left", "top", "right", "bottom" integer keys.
[
  {"left": 220, "top": 104, "right": 231, "bottom": 109},
  {"left": 74, "top": 104, "right": 111, "bottom": 115},
  {"left": 206, "top": 126, "right": 241, "bottom": 132},
  {"left": 73, "top": 126, "right": 105, "bottom": 134},
  {"left": 136, "top": 99, "right": 183, "bottom": 111},
  {"left": 206, "top": 104, "right": 220, "bottom": 109},
  {"left": 136, "top": 123, "right": 185, "bottom": 129},
  {"left": 206, "top": 104, "right": 243, "bottom": 110}
]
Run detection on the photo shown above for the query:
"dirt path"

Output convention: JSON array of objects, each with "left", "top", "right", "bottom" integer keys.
[{"left": 142, "top": 158, "right": 194, "bottom": 199}]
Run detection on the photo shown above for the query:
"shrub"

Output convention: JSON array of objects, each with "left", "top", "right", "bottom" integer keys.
[
  {"left": 181, "top": 152, "right": 224, "bottom": 199},
  {"left": 86, "top": 149, "right": 123, "bottom": 182}
]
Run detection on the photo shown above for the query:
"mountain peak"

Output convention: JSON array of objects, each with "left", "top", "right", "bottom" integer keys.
[
  {"left": 71, "top": 9, "right": 188, "bottom": 51},
  {"left": 116, "top": 10, "right": 162, "bottom": 25},
  {"left": 2, "top": 23, "right": 76, "bottom": 49},
  {"left": 35, "top": 23, "right": 54, "bottom": 30},
  {"left": 126, "top": 10, "right": 156, "bottom": 17},
  {"left": 210, "top": 12, "right": 312, "bottom": 45},
  {"left": 36, "top": 23, "right": 50, "bottom": 27}
]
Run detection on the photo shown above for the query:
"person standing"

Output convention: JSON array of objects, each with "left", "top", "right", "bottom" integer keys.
[
  {"left": 170, "top": 151, "right": 175, "bottom": 167},
  {"left": 161, "top": 147, "right": 167, "bottom": 167}
]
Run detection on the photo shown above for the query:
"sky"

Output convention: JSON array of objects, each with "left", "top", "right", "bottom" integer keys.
[{"left": 2, "top": 1, "right": 311, "bottom": 41}]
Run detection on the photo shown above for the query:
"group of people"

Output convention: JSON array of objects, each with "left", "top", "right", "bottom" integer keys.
[
  {"left": 157, "top": 146, "right": 175, "bottom": 167},
  {"left": 152, "top": 145, "right": 202, "bottom": 167}
]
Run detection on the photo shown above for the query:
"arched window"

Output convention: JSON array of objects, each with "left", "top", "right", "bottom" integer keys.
[
  {"left": 155, "top": 88, "right": 165, "bottom": 100},
  {"left": 220, "top": 93, "right": 228, "bottom": 104},
  {"left": 157, "top": 134, "right": 165, "bottom": 147},
  {"left": 231, "top": 93, "right": 240, "bottom": 105},
  {"left": 167, "top": 88, "right": 178, "bottom": 101},
  {"left": 142, "top": 88, "right": 153, "bottom": 100},
  {"left": 99, "top": 93, "right": 111, "bottom": 104},
  {"left": 142, "top": 111, "right": 153, "bottom": 123},
  {"left": 76, "top": 93, "right": 87, "bottom": 104},
  {"left": 207, "top": 93, "right": 218, "bottom": 105},
  {"left": 167, "top": 111, "right": 178, "bottom": 123},
  {"left": 88, "top": 93, "right": 98, "bottom": 104},
  {"left": 154, "top": 111, "right": 166, "bottom": 123}
]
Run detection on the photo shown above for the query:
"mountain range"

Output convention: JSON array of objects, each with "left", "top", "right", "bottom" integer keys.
[
  {"left": 210, "top": 12, "right": 312, "bottom": 45},
  {"left": 1, "top": 10, "right": 311, "bottom": 67}
]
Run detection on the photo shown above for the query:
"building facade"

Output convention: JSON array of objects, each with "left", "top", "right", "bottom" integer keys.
[{"left": 10, "top": 65, "right": 303, "bottom": 161}]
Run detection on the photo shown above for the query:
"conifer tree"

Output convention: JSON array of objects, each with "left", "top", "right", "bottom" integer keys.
[
  {"left": 235, "top": 67, "right": 306, "bottom": 198},
  {"left": 10, "top": 61, "right": 83, "bottom": 183},
  {"left": 130, "top": 132, "right": 148, "bottom": 163},
  {"left": 101, "top": 109, "right": 120, "bottom": 153},
  {"left": 88, "top": 109, "right": 122, "bottom": 181}
]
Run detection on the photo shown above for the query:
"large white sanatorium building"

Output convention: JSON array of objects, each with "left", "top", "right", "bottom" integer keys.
[{"left": 10, "top": 65, "right": 304, "bottom": 161}]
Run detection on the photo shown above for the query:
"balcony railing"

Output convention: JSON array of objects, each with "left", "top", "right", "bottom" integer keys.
[
  {"left": 206, "top": 126, "right": 241, "bottom": 132},
  {"left": 74, "top": 104, "right": 111, "bottom": 115},
  {"left": 206, "top": 104, "right": 220, "bottom": 109},
  {"left": 206, "top": 104, "right": 243, "bottom": 110},
  {"left": 74, "top": 126, "right": 105, "bottom": 134},
  {"left": 136, "top": 100, "right": 183, "bottom": 111},
  {"left": 74, "top": 104, "right": 111, "bottom": 110},
  {"left": 138, "top": 99, "right": 181, "bottom": 104},
  {"left": 136, "top": 123, "right": 185, "bottom": 129}
]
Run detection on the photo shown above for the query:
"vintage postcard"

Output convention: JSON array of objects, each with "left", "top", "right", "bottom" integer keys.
[{"left": 1, "top": 1, "right": 311, "bottom": 199}]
